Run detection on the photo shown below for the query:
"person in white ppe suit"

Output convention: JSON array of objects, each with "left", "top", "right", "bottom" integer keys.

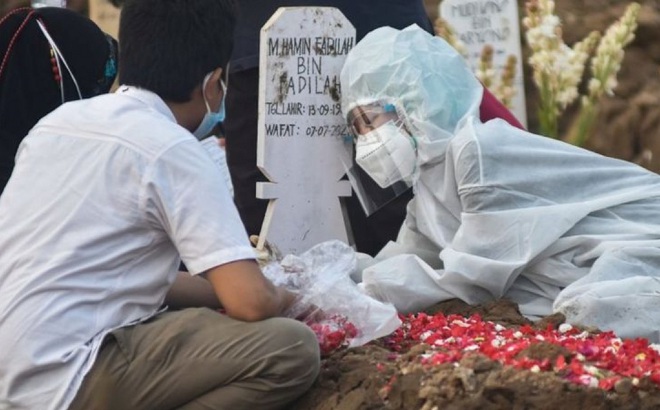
[{"left": 341, "top": 24, "right": 660, "bottom": 342}]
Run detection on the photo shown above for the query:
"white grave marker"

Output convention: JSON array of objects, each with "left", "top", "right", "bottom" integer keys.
[
  {"left": 440, "top": 0, "right": 527, "bottom": 127},
  {"left": 257, "top": 7, "right": 355, "bottom": 255}
]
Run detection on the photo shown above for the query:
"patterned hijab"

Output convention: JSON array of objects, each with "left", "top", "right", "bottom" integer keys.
[{"left": 0, "top": 7, "right": 118, "bottom": 194}]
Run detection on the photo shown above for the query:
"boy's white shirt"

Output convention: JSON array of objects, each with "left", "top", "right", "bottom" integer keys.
[
  {"left": 200, "top": 136, "right": 234, "bottom": 197},
  {"left": 0, "top": 86, "right": 255, "bottom": 410}
]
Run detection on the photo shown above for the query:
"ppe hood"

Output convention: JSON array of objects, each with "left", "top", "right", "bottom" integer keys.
[{"left": 340, "top": 25, "right": 483, "bottom": 166}]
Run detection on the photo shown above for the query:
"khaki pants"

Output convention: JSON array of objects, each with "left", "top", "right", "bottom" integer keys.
[{"left": 69, "top": 308, "right": 320, "bottom": 410}]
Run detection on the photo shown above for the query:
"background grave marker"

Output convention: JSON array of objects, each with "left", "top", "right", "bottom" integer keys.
[
  {"left": 257, "top": 7, "right": 355, "bottom": 255},
  {"left": 440, "top": 0, "right": 527, "bottom": 127}
]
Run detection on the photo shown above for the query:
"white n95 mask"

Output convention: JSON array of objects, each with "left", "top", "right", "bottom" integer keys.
[{"left": 355, "top": 121, "right": 417, "bottom": 188}]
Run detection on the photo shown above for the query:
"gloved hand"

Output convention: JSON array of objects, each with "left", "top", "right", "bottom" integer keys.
[{"left": 250, "top": 235, "right": 282, "bottom": 267}]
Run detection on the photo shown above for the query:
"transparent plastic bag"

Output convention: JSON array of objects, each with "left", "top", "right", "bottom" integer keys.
[{"left": 261, "top": 240, "right": 401, "bottom": 353}]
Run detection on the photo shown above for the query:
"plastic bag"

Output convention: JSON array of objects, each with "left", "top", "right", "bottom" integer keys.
[{"left": 261, "top": 240, "right": 401, "bottom": 353}]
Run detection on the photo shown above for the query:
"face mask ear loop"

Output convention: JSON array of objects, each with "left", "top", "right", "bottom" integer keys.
[
  {"left": 36, "top": 19, "right": 82, "bottom": 102},
  {"left": 219, "top": 78, "right": 226, "bottom": 107},
  {"left": 391, "top": 109, "right": 419, "bottom": 177},
  {"left": 201, "top": 72, "right": 213, "bottom": 113},
  {"left": 390, "top": 100, "right": 419, "bottom": 146},
  {"left": 389, "top": 106, "right": 417, "bottom": 152},
  {"left": 224, "top": 62, "right": 230, "bottom": 88}
]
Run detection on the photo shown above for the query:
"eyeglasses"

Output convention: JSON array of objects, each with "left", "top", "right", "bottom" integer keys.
[{"left": 347, "top": 103, "right": 398, "bottom": 140}]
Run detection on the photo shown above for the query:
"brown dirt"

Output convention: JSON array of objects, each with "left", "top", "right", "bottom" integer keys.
[
  {"left": 292, "top": 2, "right": 660, "bottom": 409},
  {"left": 291, "top": 299, "right": 660, "bottom": 409}
]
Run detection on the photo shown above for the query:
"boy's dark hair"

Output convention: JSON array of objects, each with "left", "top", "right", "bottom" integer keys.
[{"left": 118, "top": 0, "right": 236, "bottom": 102}]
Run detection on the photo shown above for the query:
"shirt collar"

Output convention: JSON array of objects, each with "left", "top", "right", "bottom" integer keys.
[{"left": 115, "top": 85, "right": 178, "bottom": 123}]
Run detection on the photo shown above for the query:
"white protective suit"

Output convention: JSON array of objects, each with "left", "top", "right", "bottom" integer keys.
[{"left": 341, "top": 25, "right": 660, "bottom": 342}]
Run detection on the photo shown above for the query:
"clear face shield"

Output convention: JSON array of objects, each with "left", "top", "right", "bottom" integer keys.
[{"left": 341, "top": 101, "right": 417, "bottom": 216}]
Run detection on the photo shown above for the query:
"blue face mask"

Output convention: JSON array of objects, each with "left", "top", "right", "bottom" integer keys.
[{"left": 193, "top": 72, "right": 226, "bottom": 140}]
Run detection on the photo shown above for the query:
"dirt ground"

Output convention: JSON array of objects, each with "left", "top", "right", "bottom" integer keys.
[
  {"left": 291, "top": 1, "right": 660, "bottom": 408},
  {"left": 291, "top": 300, "right": 660, "bottom": 410}
]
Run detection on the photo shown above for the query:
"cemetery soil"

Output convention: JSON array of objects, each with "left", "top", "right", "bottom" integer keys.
[
  {"left": 290, "top": 299, "right": 660, "bottom": 410},
  {"left": 292, "top": 1, "right": 660, "bottom": 408}
]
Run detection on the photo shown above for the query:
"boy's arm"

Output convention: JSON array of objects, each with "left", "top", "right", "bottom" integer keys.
[
  {"left": 164, "top": 271, "right": 223, "bottom": 310},
  {"left": 205, "top": 259, "right": 296, "bottom": 322},
  {"left": 164, "top": 263, "right": 296, "bottom": 321}
]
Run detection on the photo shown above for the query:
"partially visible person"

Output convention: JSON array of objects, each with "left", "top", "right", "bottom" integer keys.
[
  {"left": 0, "top": 1, "right": 319, "bottom": 409},
  {"left": 0, "top": 6, "right": 117, "bottom": 194},
  {"left": 224, "top": 0, "right": 523, "bottom": 256},
  {"left": 343, "top": 25, "right": 660, "bottom": 342}
]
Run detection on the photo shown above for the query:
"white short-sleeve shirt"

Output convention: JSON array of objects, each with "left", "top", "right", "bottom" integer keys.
[{"left": 0, "top": 87, "right": 256, "bottom": 410}]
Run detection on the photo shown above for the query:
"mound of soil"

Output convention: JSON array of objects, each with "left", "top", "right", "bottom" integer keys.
[{"left": 291, "top": 299, "right": 660, "bottom": 410}]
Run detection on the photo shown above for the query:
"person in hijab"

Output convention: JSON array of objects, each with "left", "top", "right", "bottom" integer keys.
[
  {"left": 343, "top": 25, "right": 660, "bottom": 342},
  {"left": 0, "top": 6, "right": 118, "bottom": 194}
]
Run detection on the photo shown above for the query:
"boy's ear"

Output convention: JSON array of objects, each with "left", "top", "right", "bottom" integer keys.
[
  {"left": 202, "top": 67, "right": 224, "bottom": 102},
  {"left": 210, "top": 67, "right": 224, "bottom": 84}
]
